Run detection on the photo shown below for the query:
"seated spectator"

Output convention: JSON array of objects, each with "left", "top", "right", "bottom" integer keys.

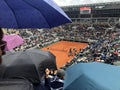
[
  {"left": 45, "top": 68, "right": 65, "bottom": 90},
  {"left": 0, "top": 28, "right": 7, "bottom": 64}
]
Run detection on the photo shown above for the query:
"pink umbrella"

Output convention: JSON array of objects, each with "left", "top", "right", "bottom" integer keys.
[{"left": 3, "top": 34, "right": 24, "bottom": 51}]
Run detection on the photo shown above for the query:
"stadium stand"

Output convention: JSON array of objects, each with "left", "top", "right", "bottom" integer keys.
[{"left": 62, "top": 2, "right": 120, "bottom": 22}]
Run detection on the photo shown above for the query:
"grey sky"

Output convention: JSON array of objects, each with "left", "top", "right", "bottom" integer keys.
[{"left": 53, "top": 0, "right": 120, "bottom": 6}]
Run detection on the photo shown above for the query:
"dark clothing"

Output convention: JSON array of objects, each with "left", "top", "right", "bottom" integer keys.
[
  {"left": 50, "top": 80, "right": 64, "bottom": 90},
  {"left": 34, "top": 83, "right": 49, "bottom": 90},
  {"left": 45, "top": 76, "right": 64, "bottom": 90},
  {"left": 0, "top": 65, "right": 6, "bottom": 79}
]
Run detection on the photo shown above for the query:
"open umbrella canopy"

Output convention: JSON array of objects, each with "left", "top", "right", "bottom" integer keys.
[
  {"left": 64, "top": 62, "right": 120, "bottom": 90},
  {"left": 3, "top": 34, "right": 24, "bottom": 51},
  {"left": 2, "top": 49, "right": 57, "bottom": 84},
  {"left": 0, "top": 0, "right": 71, "bottom": 29}
]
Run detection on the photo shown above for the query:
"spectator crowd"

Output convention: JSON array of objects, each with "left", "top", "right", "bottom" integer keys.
[{"left": 2, "top": 22, "right": 120, "bottom": 90}]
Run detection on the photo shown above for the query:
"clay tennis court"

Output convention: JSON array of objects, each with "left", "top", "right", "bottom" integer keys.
[{"left": 42, "top": 41, "right": 88, "bottom": 69}]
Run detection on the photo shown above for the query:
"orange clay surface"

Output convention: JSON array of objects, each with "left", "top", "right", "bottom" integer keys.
[{"left": 42, "top": 41, "right": 88, "bottom": 69}]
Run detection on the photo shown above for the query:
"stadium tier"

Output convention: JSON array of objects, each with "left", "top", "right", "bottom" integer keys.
[{"left": 62, "top": 2, "right": 120, "bottom": 22}]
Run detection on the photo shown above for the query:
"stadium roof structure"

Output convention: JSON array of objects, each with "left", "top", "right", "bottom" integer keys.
[{"left": 61, "top": 1, "right": 120, "bottom": 9}]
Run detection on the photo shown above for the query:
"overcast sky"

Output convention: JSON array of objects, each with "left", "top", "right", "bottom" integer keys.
[{"left": 53, "top": 0, "right": 120, "bottom": 6}]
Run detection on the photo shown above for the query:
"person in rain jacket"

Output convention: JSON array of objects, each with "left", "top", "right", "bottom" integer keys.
[{"left": 45, "top": 68, "right": 65, "bottom": 90}]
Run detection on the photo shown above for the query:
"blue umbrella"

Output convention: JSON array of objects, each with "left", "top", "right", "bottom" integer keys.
[
  {"left": 0, "top": 0, "right": 71, "bottom": 28},
  {"left": 64, "top": 62, "right": 120, "bottom": 90}
]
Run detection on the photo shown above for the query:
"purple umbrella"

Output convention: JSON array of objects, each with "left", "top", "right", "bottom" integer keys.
[{"left": 3, "top": 34, "right": 24, "bottom": 51}]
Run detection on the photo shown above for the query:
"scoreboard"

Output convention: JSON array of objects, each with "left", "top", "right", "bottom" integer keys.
[{"left": 80, "top": 7, "right": 91, "bottom": 14}]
